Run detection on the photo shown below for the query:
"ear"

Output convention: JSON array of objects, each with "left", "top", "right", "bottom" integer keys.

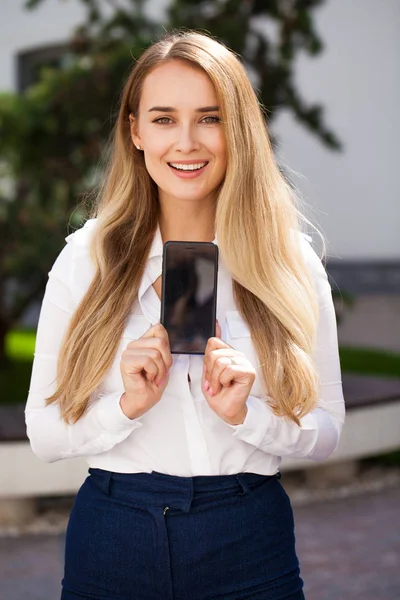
[{"left": 129, "top": 114, "right": 142, "bottom": 150}]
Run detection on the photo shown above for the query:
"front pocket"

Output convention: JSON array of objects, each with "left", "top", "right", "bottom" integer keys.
[
  {"left": 74, "top": 476, "right": 99, "bottom": 516},
  {"left": 249, "top": 476, "right": 293, "bottom": 517}
]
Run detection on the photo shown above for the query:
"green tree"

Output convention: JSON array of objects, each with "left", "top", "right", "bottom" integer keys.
[
  {"left": 168, "top": 0, "right": 340, "bottom": 147},
  {"left": 0, "top": 4, "right": 159, "bottom": 365},
  {"left": 26, "top": 0, "right": 341, "bottom": 148},
  {"left": 0, "top": 0, "right": 340, "bottom": 367}
]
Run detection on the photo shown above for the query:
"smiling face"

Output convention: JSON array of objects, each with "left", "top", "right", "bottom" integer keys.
[{"left": 130, "top": 60, "right": 227, "bottom": 208}]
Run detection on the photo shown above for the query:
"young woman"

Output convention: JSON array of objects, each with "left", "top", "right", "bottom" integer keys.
[{"left": 26, "top": 30, "right": 345, "bottom": 600}]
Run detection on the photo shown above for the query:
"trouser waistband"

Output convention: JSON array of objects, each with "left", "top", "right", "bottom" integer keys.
[{"left": 88, "top": 468, "right": 281, "bottom": 513}]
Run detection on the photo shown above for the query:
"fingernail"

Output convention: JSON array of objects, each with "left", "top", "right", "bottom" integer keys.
[
  {"left": 157, "top": 378, "right": 166, "bottom": 387},
  {"left": 208, "top": 387, "right": 214, "bottom": 396},
  {"left": 204, "top": 380, "right": 210, "bottom": 391}
]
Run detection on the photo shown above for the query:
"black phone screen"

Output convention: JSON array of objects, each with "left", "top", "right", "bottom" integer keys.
[{"left": 161, "top": 241, "right": 219, "bottom": 354}]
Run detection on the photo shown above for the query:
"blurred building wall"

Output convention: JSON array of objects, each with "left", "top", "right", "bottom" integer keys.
[
  {"left": 1, "top": 0, "right": 85, "bottom": 90},
  {"left": 273, "top": 0, "right": 400, "bottom": 261}
]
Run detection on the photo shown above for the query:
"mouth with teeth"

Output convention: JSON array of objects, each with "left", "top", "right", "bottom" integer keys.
[
  {"left": 169, "top": 162, "right": 208, "bottom": 171},
  {"left": 168, "top": 161, "right": 209, "bottom": 178}
]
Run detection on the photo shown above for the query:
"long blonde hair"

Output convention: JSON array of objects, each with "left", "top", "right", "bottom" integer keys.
[{"left": 46, "top": 30, "right": 325, "bottom": 426}]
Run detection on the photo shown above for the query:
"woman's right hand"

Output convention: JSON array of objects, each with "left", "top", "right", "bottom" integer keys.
[{"left": 119, "top": 323, "right": 173, "bottom": 420}]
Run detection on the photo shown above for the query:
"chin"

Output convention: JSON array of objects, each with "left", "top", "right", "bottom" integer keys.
[{"left": 165, "top": 187, "right": 213, "bottom": 203}]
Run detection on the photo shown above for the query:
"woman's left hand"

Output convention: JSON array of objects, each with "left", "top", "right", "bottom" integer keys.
[{"left": 202, "top": 321, "right": 256, "bottom": 426}]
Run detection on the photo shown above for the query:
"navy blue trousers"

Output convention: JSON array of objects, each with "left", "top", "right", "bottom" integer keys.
[{"left": 61, "top": 468, "right": 305, "bottom": 600}]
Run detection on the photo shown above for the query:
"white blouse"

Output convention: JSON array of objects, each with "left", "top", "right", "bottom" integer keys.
[{"left": 25, "top": 219, "right": 345, "bottom": 476}]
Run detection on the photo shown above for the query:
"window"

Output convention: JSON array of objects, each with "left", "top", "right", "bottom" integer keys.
[{"left": 16, "top": 44, "right": 70, "bottom": 92}]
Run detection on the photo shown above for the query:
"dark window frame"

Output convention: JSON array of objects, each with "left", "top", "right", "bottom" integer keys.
[{"left": 16, "top": 43, "right": 70, "bottom": 92}]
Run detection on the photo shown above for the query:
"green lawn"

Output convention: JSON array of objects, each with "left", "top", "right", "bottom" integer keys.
[
  {"left": 1, "top": 330, "right": 400, "bottom": 407},
  {"left": 6, "top": 329, "right": 36, "bottom": 361}
]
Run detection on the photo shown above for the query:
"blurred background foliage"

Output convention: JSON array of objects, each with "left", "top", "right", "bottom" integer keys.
[
  {"left": 4, "top": 0, "right": 398, "bottom": 408},
  {"left": 0, "top": 0, "right": 341, "bottom": 367}
]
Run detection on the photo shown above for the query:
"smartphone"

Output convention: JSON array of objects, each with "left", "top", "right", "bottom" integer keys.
[{"left": 160, "top": 241, "right": 219, "bottom": 354}]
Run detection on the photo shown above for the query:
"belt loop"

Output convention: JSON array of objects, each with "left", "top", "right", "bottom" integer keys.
[
  {"left": 105, "top": 471, "right": 113, "bottom": 495},
  {"left": 185, "top": 477, "right": 195, "bottom": 512},
  {"left": 236, "top": 474, "right": 251, "bottom": 495},
  {"left": 89, "top": 468, "right": 113, "bottom": 496}
]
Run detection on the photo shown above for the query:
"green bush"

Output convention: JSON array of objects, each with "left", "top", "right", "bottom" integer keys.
[
  {"left": 339, "top": 347, "right": 400, "bottom": 378},
  {"left": 0, "top": 360, "right": 34, "bottom": 406}
]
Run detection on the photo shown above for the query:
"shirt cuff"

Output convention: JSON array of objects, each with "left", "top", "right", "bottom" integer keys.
[
  {"left": 95, "top": 392, "right": 143, "bottom": 434},
  {"left": 225, "top": 395, "right": 274, "bottom": 448}
]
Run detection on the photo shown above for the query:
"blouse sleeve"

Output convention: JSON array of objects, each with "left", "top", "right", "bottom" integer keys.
[
  {"left": 228, "top": 233, "right": 345, "bottom": 461},
  {"left": 25, "top": 222, "right": 142, "bottom": 463}
]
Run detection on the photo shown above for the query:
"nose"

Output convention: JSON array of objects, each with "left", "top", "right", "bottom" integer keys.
[{"left": 175, "top": 123, "right": 200, "bottom": 154}]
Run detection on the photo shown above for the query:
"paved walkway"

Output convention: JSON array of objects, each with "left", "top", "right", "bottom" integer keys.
[
  {"left": 294, "top": 484, "right": 400, "bottom": 599},
  {"left": 1, "top": 485, "right": 399, "bottom": 600}
]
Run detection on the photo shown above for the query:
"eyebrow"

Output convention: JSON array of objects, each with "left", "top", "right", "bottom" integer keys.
[{"left": 148, "top": 106, "right": 220, "bottom": 113}]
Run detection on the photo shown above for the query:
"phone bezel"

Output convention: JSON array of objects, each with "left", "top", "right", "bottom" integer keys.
[{"left": 160, "top": 240, "right": 219, "bottom": 355}]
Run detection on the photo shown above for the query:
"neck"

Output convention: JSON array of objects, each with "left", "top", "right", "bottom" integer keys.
[{"left": 158, "top": 198, "right": 216, "bottom": 243}]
